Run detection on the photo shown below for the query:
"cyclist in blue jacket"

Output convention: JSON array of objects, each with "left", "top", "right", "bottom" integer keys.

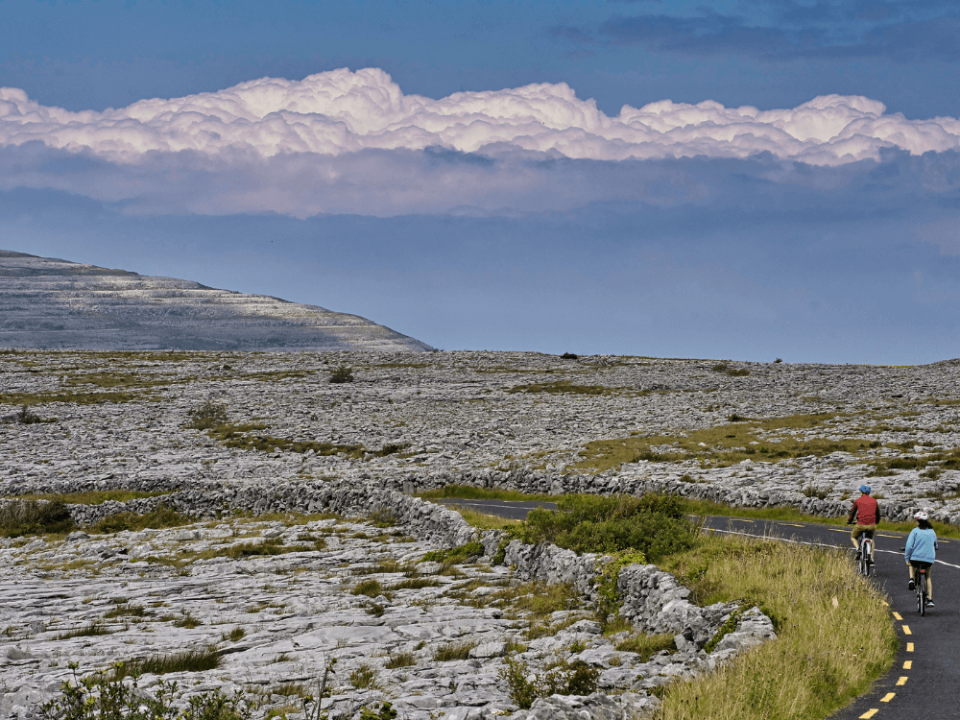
[{"left": 905, "top": 511, "right": 938, "bottom": 607}]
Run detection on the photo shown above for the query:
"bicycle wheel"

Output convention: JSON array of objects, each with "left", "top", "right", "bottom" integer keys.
[{"left": 919, "top": 573, "right": 926, "bottom": 616}]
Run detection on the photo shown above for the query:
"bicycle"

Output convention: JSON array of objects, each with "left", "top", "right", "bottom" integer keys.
[
  {"left": 912, "top": 562, "right": 931, "bottom": 616},
  {"left": 900, "top": 547, "right": 931, "bottom": 616},
  {"left": 857, "top": 535, "right": 874, "bottom": 577}
]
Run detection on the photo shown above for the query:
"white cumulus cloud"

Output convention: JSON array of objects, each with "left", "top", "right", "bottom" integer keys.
[
  {"left": 2, "top": 67, "right": 959, "bottom": 164},
  {"left": 0, "top": 68, "right": 958, "bottom": 217}
]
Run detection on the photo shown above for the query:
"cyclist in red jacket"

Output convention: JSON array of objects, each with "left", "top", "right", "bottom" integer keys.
[{"left": 848, "top": 484, "right": 880, "bottom": 563}]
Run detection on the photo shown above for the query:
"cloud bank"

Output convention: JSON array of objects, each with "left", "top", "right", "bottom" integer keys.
[{"left": 1, "top": 67, "right": 958, "bottom": 216}]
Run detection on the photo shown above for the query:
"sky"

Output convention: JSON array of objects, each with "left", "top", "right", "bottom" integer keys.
[{"left": 1, "top": 0, "right": 959, "bottom": 364}]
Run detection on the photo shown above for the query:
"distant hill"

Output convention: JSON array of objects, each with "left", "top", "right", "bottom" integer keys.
[{"left": 0, "top": 250, "right": 433, "bottom": 352}]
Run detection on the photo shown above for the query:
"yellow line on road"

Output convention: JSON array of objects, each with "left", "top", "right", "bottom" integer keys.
[
  {"left": 878, "top": 533, "right": 899, "bottom": 538},
  {"left": 881, "top": 693, "right": 895, "bottom": 702},
  {"left": 892, "top": 612, "right": 902, "bottom": 620},
  {"left": 907, "top": 643, "right": 914, "bottom": 652},
  {"left": 860, "top": 709, "right": 879, "bottom": 718},
  {"left": 779, "top": 523, "right": 804, "bottom": 527},
  {"left": 904, "top": 661, "right": 912, "bottom": 670},
  {"left": 903, "top": 625, "right": 912, "bottom": 635},
  {"left": 896, "top": 676, "right": 908, "bottom": 686},
  {"left": 828, "top": 528, "right": 849, "bottom": 533}
]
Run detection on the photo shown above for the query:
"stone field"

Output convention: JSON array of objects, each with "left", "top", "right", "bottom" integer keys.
[{"left": 2, "top": 348, "right": 959, "bottom": 718}]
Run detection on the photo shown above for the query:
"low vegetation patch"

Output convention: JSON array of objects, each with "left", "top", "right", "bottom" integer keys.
[
  {"left": 574, "top": 413, "right": 879, "bottom": 472},
  {"left": 433, "top": 641, "right": 477, "bottom": 662},
  {"left": 41, "top": 664, "right": 248, "bottom": 720},
  {"left": 0, "top": 499, "right": 74, "bottom": 537},
  {"left": 614, "top": 632, "right": 676, "bottom": 661},
  {"left": 498, "top": 655, "right": 599, "bottom": 709},
  {"left": 115, "top": 647, "right": 221, "bottom": 678},
  {"left": 416, "top": 485, "right": 555, "bottom": 502},
  {"left": 10, "top": 490, "right": 169, "bottom": 505},
  {"left": 511, "top": 494, "right": 697, "bottom": 562},
  {"left": 421, "top": 541, "right": 484, "bottom": 564},
  {"left": 508, "top": 380, "right": 621, "bottom": 396},
  {"left": 653, "top": 533, "right": 897, "bottom": 720},
  {"left": 0, "top": 390, "right": 147, "bottom": 406},
  {"left": 89, "top": 506, "right": 193, "bottom": 534}
]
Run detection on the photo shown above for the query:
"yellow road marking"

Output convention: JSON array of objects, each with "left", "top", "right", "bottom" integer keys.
[
  {"left": 860, "top": 710, "right": 879, "bottom": 718},
  {"left": 892, "top": 612, "right": 902, "bottom": 620},
  {"left": 903, "top": 625, "right": 912, "bottom": 635},
  {"left": 896, "top": 676, "right": 908, "bottom": 686},
  {"left": 881, "top": 693, "right": 896, "bottom": 702},
  {"left": 907, "top": 643, "right": 914, "bottom": 652},
  {"left": 904, "top": 661, "right": 912, "bottom": 670},
  {"left": 878, "top": 533, "right": 899, "bottom": 538},
  {"left": 779, "top": 523, "right": 804, "bottom": 527},
  {"left": 828, "top": 528, "right": 849, "bottom": 533}
]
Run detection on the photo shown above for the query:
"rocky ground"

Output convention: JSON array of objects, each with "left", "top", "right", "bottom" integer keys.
[
  {"left": 2, "top": 349, "right": 959, "bottom": 517},
  {"left": 1, "top": 349, "right": 958, "bottom": 718}
]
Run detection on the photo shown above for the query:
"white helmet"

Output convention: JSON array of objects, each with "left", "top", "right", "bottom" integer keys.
[{"left": 915, "top": 511, "right": 929, "bottom": 521}]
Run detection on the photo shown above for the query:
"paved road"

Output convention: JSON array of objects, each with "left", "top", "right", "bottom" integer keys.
[{"left": 441, "top": 498, "right": 960, "bottom": 720}]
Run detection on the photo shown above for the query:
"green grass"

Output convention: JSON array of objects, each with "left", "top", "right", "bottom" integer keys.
[
  {"left": 115, "top": 648, "right": 220, "bottom": 678},
  {"left": 7, "top": 490, "right": 168, "bottom": 505},
  {"left": 0, "top": 499, "right": 74, "bottom": 537},
  {"left": 55, "top": 623, "right": 111, "bottom": 640},
  {"left": 682, "top": 497, "right": 960, "bottom": 540},
  {"left": 0, "top": 390, "right": 148, "bottom": 406},
  {"left": 614, "top": 632, "right": 677, "bottom": 661},
  {"left": 433, "top": 641, "right": 477, "bottom": 662},
  {"left": 203, "top": 421, "right": 368, "bottom": 458},
  {"left": 89, "top": 506, "right": 193, "bottom": 534},
  {"left": 655, "top": 533, "right": 897, "bottom": 720},
  {"left": 573, "top": 413, "right": 878, "bottom": 472},
  {"left": 416, "top": 485, "right": 556, "bottom": 502},
  {"left": 508, "top": 380, "right": 624, "bottom": 396}
]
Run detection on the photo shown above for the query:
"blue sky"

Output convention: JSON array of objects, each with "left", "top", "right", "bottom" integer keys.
[{"left": 1, "top": 0, "right": 959, "bottom": 363}]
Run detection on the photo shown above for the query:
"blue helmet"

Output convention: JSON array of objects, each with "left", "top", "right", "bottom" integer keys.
[{"left": 859, "top": 485, "right": 871, "bottom": 494}]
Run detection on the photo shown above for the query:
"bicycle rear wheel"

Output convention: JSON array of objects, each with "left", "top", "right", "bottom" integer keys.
[{"left": 919, "top": 572, "right": 926, "bottom": 616}]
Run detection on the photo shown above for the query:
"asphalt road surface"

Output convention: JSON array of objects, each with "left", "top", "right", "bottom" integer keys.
[{"left": 440, "top": 498, "right": 960, "bottom": 720}]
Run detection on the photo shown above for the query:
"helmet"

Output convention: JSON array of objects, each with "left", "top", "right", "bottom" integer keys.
[
  {"left": 915, "top": 511, "right": 929, "bottom": 521},
  {"left": 859, "top": 485, "right": 871, "bottom": 494}
]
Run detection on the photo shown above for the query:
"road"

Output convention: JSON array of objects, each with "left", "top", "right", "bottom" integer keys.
[{"left": 438, "top": 499, "right": 960, "bottom": 720}]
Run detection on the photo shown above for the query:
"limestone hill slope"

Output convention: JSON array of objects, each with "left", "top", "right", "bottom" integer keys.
[{"left": 0, "top": 250, "right": 432, "bottom": 352}]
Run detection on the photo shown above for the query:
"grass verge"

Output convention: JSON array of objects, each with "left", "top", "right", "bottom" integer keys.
[{"left": 655, "top": 533, "right": 897, "bottom": 720}]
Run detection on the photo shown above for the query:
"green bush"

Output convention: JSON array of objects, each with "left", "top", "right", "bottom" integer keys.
[
  {"left": 329, "top": 365, "right": 355, "bottom": 384},
  {"left": 185, "top": 400, "right": 229, "bottom": 430},
  {"left": 498, "top": 656, "right": 599, "bottom": 709},
  {"left": 91, "top": 506, "right": 192, "bottom": 534},
  {"left": 514, "top": 494, "right": 696, "bottom": 561},
  {"left": 0, "top": 499, "right": 74, "bottom": 537},
  {"left": 40, "top": 663, "right": 249, "bottom": 720}
]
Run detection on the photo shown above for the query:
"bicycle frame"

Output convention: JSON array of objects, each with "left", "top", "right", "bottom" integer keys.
[
  {"left": 858, "top": 536, "right": 874, "bottom": 577},
  {"left": 916, "top": 566, "right": 929, "bottom": 616}
]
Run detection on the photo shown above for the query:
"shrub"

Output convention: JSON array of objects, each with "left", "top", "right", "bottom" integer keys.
[
  {"left": 433, "top": 641, "right": 477, "bottom": 662},
  {"left": 514, "top": 494, "right": 696, "bottom": 561},
  {"left": 329, "top": 365, "right": 355, "bottom": 384},
  {"left": 498, "top": 655, "right": 600, "bottom": 709},
  {"left": 90, "top": 506, "right": 192, "bottom": 534},
  {"left": 115, "top": 648, "right": 220, "bottom": 678},
  {"left": 40, "top": 664, "right": 249, "bottom": 720},
  {"left": 421, "top": 541, "right": 484, "bottom": 564},
  {"left": 560, "top": 352, "right": 578, "bottom": 360},
  {"left": 185, "top": 400, "right": 229, "bottom": 430},
  {"left": 349, "top": 663, "right": 378, "bottom": 689},
  {"left": 351, "top": 579, "right": 383, "bottom": 597},
  {"left": 384, "top": 652, "right": 416, "bottom": 669},
  {"left": 0, "top": 499, "right": 74, "bottom": 537}
]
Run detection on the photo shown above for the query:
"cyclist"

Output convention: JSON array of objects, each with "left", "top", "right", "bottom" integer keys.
[
  {"left": 905, "top": 511, "right": 938, "bottom": 607},
  {"left": 847, "top": 485, "right": 880, "bottom": 564}
]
